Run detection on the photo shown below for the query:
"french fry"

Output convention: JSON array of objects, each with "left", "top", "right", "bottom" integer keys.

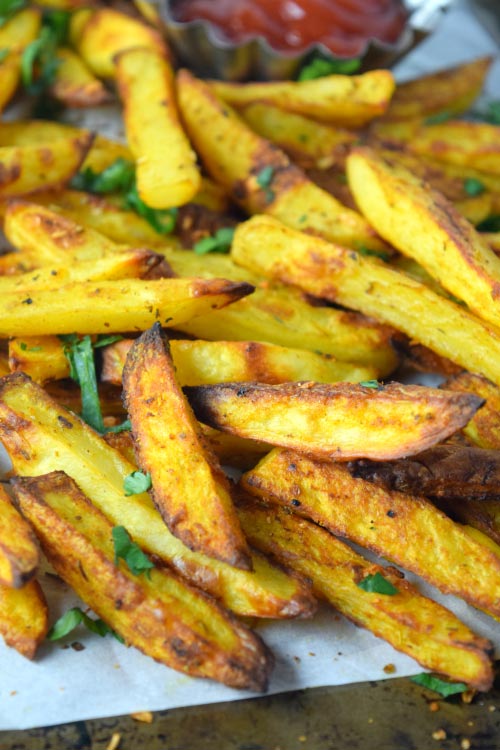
[
  {"left": 0, "top": 580, "right": 48, "bottom": 659},
  {"left": 122, "top": 324, "right": 252, "bottom": 569},
  {"left": 0, "top": 484, "right": 39, "bottom": 588},
  {"left": 0, "top": 373, "right": 315, "bottom": 619},
  {"left": 211, "top": 70, "right": 395, "bottom": 127},
  {"left": 0, "top": 119, "right": 82, "bottom": 146},
  {"left": 9, "top": 336, "right": 71, "bottom": 384},
  {"left": 347, "top": 147, "right": 500, "bottom": 330},
  {"left": 237, "top": 494, "right": 494, "bottom": 691},
  {"left": 241, "top": 449, "right": 500, "bottom": 619},
  {"left": 231, "top": 214, "right": 500, "bottom": 388},
  {"left": 50, "top": 47, "right": 113, "bottom": 108},
  {"left": 185, "top": 381, "right": 481, "bottom": 461},
  {"left": 116, "top": 47, "right": 201, "bottom": 209},
  {"left": 177, "top": 70, "right": 391, "bottom": 254},
  {"left": 11, "top": 472, "right": 273, "bottom": 691},
  {"left": 444, "top": 372, "right": 500, "bottom": 450}
]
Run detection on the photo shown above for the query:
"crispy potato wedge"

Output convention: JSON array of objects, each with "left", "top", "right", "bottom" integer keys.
[
  {"left": 347, "top": 147, "right": 500, "bottom": 330},
  {"left": 50, "top": 47, "right": 113, "bottom": 107},
  {"left": 185, "top": 381, "right": 481, "bottom": 462},
  {"left": 72, "top": 7, "right": 167, "bottom": 79},
  {"left": 241, "top": 449, "right": 500, "bottom": 619},
  {"left": 0, "top": 484, "right": 39, "bottom": 588},
  {"left": 350, "top": 444, "right": 500, "bottom": 501},
  {"left": 382, "top": 57, "right": 492, "bottom": 122},
  {"left": 116, "top": 47, "right": 201, "bottom": 209},
  {"left": 12, "top": 472, "right": 272, "bottom": 691},
  {"left": 122, "top": 324, "right": 252, "bottom": 569},
  {"left": 0, "top": 276, "right": 253, "bottom": 337},
  {"left": 9, "top": 335, "right": 71, "bottom": 383},
  {"left": 444, "top": 372, "right": 500, "bottom": 450},
  {"left": 231, "top": 215, "right": 500, "bottom": 388},
  {"left": 211, "top": 70, "right": 395, "bottom": 128},
  {"left": 237, "top": 494, "right": 494, "bottom": 691},
  {"left": 0, "top": 373, "right": 314, "bottom": 619},
  {"left": 177, "top": 70, "right": 390, "bottom": 254},
  {"left": 0, "top": 579, "right": 48, "bottom": 659}
]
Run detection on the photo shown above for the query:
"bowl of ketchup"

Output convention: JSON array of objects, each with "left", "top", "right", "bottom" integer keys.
[{"left": 162, "top": 0, "right": 416, "bottom": 81}]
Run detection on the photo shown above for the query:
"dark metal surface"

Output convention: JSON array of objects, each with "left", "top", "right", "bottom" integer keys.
[{"left": 1, "top": 676, "right": 499, "bottom": 750}]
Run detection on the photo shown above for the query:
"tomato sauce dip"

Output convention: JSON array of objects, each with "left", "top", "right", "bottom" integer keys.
[{"left": 172, "top": 0, "right": 408, "bottom": 57}]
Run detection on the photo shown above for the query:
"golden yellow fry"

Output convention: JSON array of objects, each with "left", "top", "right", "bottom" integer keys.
[
  {"left": 0, "top": 580, "right": 48, "bottom": 659},
  {"left": 0, "top": 119, "right": 82, "bottom": 146},
  {"left": 122, "top": 324, "right": 252, "bottom": 570},
  {"left": 50, "top": 47, "right": 113, "bottom": 107},
  {"left": 186, "top": 381, "right": 481, "bottom": 461},
  {"left": 80, "top": 134, "right": 134, "bottom": 174},
  {"left": 211, "top": 70, "right": 395, "bottom": 127},
  {"left": 0, "top": 484, "right": 39, "bottom": 588},
  {"left": 241, "top": 449, "right": 500, "bottom": 619},
  {"left": 237, "top": 495, "right": 494, "bottom": 691},
  {"left": 12, "top": 472, "right": 273, "bottom": 691},
  {"left": 0, "top": 373, "right": 315, "bottom": 619},
  {"left": 116, "top": 47, "right": 201, "bottom": 209},
  {"left": 231, "top": 214, "right": 500, "bottom": 388},
  {"left": 9, "top": 336, "right": 70, "bottom": 383},
  {"left": 347, "top": 147, "right": 500, "bottom": 330}
]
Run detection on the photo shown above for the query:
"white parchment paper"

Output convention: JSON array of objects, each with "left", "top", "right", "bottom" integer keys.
[{"left": 1, "top": 0, "right": 500, "bottom": 730}]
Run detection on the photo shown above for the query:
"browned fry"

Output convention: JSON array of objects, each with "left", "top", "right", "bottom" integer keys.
[
  {"left": 122, "top": 324, "right": 252, "bottom": 570},
  {"left": 237, "top": 494, "right": 494, "bottom": 691},
  {"left": 49, "top": 47, "right": 113, "bottom": 107},
  {"left": 185, "top": 381, "right": 482, "bottom": 461},
  {"left": 241, "top": 449, "right": 500, "bottom": 619},
  {"left": 0, "top": 484, "right": 39, "bottom": 588},
  {"left": 11, "top": 472, "right": 272, "bottom": 691},
  {"left": 444, "top": 372, "right": 500, "bottom": 450},
  {"left": 0, "top": 579, "right": 48, "bottom": 659}
]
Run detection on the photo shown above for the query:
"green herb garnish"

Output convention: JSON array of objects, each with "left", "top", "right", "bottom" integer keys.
[
  {"left": 472, "top": 100, "right": 500, "bottom": 126},
  {"left": 193, "top": 227, "right": 235, "bottom": 255},
  {"left": 463, "top": 177, "right": 485, "bottom": 197},
  {"left": 411, "top": 673, "right": 468, "bottom": 697},
  {"left": 59, "top": 334, "right": 104, "bottom": 433},
  {"left": 424, "top": 110, "right": 452, "bottom": 125},
  {"left": 0, "top": 0, "right": 26, "bottom": 27},
  {"left": 21, "top": 10, "right": 70, "bottom": 95},
  {"left": 48, "top": 607, "right": 123, "bottom": 642},
  {"left": 359, "top": 380, "right": 381, "bottom": 389},
  {"left": 477, "top": 214, "right": 500, "bottom": 233},
  {"left": 298, "top": 56, "right": 361, "bottom": 81},
  {"left": 357, "top": 246, "right": 391, "bottom": 262},
  {"left": 123, "top": 470, "right": 152, "bottom": 496},
  {"left": 255, "top": 166, "right": 275, "bottom": 203},
  {"left": 112, "top": 525, "right": 154, "bottom": 577},
  {"left": 105, "top": 418, "right": 131, "bottom": 434},
  {"left": 357, "top": 572, "right": 398, "bottom": 595}
]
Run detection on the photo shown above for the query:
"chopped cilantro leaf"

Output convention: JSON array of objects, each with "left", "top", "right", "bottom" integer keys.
[
  {"left": 411, "top": 673, "right": 468, "bottom": 697},
  {"left": 93, "top": 334, "right": 124, "bottom": 349},
  {"left": 256, "top": 166, "right": 274, "bottom": 189},
  {"left": 123, "top": 470, "right": 152, "bottom": 496},
  {"left": 463, "top": 177, "right": 485, "bottom": 197},
  {"left": 104, "top": 419, "right": 131, "bottom": 435},
  {"left": 59, "top": 334, "right": 104, "bottom": 433},
  {"left": 193, "top": 227, "right": 235, "bottom": 254},
  {"left": 48, "top": 607, "right": 123, "bottom": 642},
  {"left": 357, "top": 572, "right": 398, "bottom": 595},
  {"left": 112, "top": 525, "right": 154, "bottom": 577},
  {"left": 298, "top": 56, "right": 361, "bottom": 81},
  {"left": 21, "top": 11, "right": 70, "bottom": 95},
  {"left": 357, "top": 246, "right": 391, "bottom": 262},
  {"left": 472, "top": 99, "right": 500, "bottom": 126},
  {"left": 359, "top": 380, "right": 381, "bottom": 389}
]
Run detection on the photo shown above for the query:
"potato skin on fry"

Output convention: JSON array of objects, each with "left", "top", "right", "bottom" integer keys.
[
  {"left": 123, "top": 324, "right": 252, "bottom": 570},
  {"left": 185, "top": 381, "right": 483, "bottom": 461},
  {"left": 12, "top": 472, "right": 272, "bottom": 691},
  {"left": 0, "top": 485, "right": 39, "bottom": 588},
  {"left": 0, "top": 579, "right": 48, "bottom": 660}
]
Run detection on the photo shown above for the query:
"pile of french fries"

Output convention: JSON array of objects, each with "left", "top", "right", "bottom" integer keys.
[{"left": 1, "top": 0, "right": 500, "bottom": 698}]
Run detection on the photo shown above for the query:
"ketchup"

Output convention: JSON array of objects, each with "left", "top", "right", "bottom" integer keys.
[{"left": 172, "top": 0, "right": 408, "bottom": 57}]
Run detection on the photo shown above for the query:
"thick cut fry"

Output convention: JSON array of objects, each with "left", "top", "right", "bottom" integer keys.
[
  {"left": 211, "top": 70, "right": 395, "bottom": 127},
  {"left": 177, "top": 70, "right": 390, "bottom": 254},
  {"left": 382, "top": 57, "right": 492, "bottom": 121},
  {"left": 185, "top": 381, "right": 481, "bottom": 461},
  {"left": 0, "top": 580, "right": 48, "bottom": 659},
  {"left": 72, "top": 7, "right": 167, "bottom": 78},
  {"left": 0, "top": 485, "right": 39, "bottom": 588},
  {"left": 231, "top": 215, "right": 500, "bottom": 388},
  {"left": 444, "top": 373, "right": 500, "bottom": 450},
  {"left": 116, "top": 47, "right": 201, "bottom": 209},
  {"left": 0, "top": 276, "right": 253, "bottom": 337},
  {"left": 0, "top": 373, "right": 314, "bottom": 618},
  {"left": 12, "top": 472, "right": 272, "bottom": 691},
  {"left": 50, "top": 47, "right": 113, "bottom": 107},
  {"left": 123, "top": 324, "right": 252, "bottom": 569},
  {"left": 241, "top": 449, "right": 500, "bottom": 618},
  {"left": 237, "top": 495, "right": 494, "bottom": 691},
  {"left": 347, "top": 147, "right": 500, "bottom": 330}
]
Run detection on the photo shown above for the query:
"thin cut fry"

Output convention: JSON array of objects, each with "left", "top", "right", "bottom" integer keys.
[{"left": 0, "top": 580, "right": 48, "bottom": 659}]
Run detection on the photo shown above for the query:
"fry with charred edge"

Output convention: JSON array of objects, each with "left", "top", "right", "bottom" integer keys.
[
  {"left": 231, "top": 214, "right": 500, "bottom": 389},
  {"left": 236, "top": 494, "right": 494, "bottom": 691},
  {"left": 11, "top": 472, "right": 272, "bottom": 691},
  {"left": 123, "top": 324, "right": 252, "bottom": 569},
  {"left": 443, "top": 373, "right": 500, "bottom": 450},
  {"left": 349, "top": 444, "right": 500, "bottom": 501},
  {"left": 210, "top": 70, "right": 395, "bottom": 128},
  {"left": 116, "top": 47, "right": 201, "bottom": 209},
  {"left": 177, "top": 70, "right": 390, "bottom": 254},
  {"left": 0, "top": 373, "right": 315, "bottom": 619},
  {"left": 347, "top": 147, "right": 500, "bottom": 330},
  {"left": 241, "top": 449, "right": 500, "bottom": 618},
  {"left": 0, "top": 277, "right": 253, "bottom": 337},
  {"left": 0, "top": 580, "right": 48, "bottom": 659},
  {"left": 185, "top": 381, "right": 482, "bottom": 462},
  {"left": 0, "top": 484, "right": 39, "bottom": 588},
  {"left": 50, "top": 47, "right": 113, "bottom": 108}
]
